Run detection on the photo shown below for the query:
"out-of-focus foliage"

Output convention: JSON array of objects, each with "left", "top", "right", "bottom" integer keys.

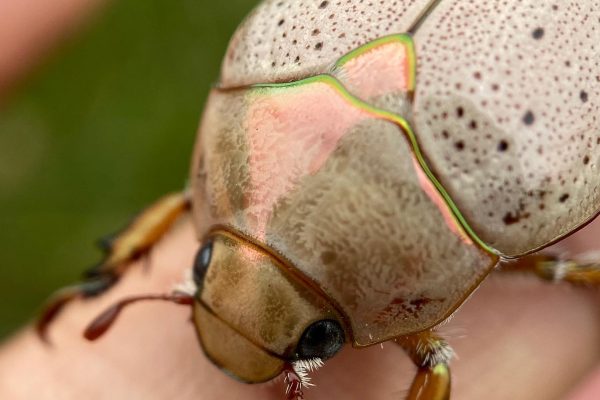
[{"left": 0, "top": 0, "right": 256, "bottom": 338}]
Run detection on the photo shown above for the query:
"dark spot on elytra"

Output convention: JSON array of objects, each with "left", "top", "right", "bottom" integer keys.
[
  {"left": 315, "top": 42, "right": 323, "bottom": 50},
  {"left": 454, "top": 140, "right": 465, "bottom": 151},
  {"left": 278, "top": 19, "right": 285, "bottom": 26},
  {"left": 559, "top": 193, "right": 570, "bottom": 203},
  {"left": 456, "top": 107, "right": 464, "bottom": 118},
  {"left": 319, "top": 1, "right": 329, "bottom": 9},
  {"left": 580, "top": 90, "right": 589, "bottom": 103},
  {"left": 497, "top": 140, "right": 509, "bottom": 152},
  {"left": 532, "top": 28, "right": 545, "bottom": 39},
  {"left": 312, "top": 29, "right": 320, "bottom": 36},
  {"left": 503, "top": 210, "right": 530, "bottom": 225},
  {"left": 523, "top": 111, "right": 535, "bottom": 125},
  {"left": 442, "top": 130, "right": 450, "bottom": 139},
  {"left": 583, "top": 155, "right": 590, "bottom": 165},
  {"left": 469, "top": 120, "right": 478, "bottom": 130}
]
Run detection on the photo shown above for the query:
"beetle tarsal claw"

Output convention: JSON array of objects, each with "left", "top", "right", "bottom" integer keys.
[
  {"left": 283, "top": 359, "right": 324, "bottom": 399},
  {"left": 293, "top": 358, "right": 324, "bottom": 387},
  {"left": 410, "top": 334, "right": 454, "bottom": 368}
]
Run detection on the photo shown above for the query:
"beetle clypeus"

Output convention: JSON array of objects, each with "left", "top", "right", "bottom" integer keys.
[{"left": 38, "top": 1, "right": 600, "bottom": 399}]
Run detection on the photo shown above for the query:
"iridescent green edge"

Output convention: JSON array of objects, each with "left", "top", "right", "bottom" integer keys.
[{"left": 248, "top": 37, "right": 497, "bottom": 256}]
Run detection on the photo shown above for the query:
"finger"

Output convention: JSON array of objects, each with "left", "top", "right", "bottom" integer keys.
[
  {"left": 1, "top": 217, "right": 598, "bottom": 400},
  {"left": 553, "top": 216, "right": 600, "bottom": 255},
  {"left": 568, "top": 366, "right": 600, "bottom": 400},
  {"left": 0, "top": 0, "right": 107, "bottom": 99}
]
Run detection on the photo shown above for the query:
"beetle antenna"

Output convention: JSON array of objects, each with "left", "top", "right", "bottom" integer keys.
[{"left": 83, "top": 292, "right": 194, "bottom": 341}]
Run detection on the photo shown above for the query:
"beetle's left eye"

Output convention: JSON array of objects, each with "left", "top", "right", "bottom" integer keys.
[{"left": 193, "top": 241, "right": 213, "bottom": 287}]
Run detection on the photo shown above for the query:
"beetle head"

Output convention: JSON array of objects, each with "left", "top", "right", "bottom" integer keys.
[{"left": 191, "top": 230, "right": 346, "bottom": 383}]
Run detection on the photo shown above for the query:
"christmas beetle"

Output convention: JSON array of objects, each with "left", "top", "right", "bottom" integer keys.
[{"left": 38, "top": 1, "right": 600, "bottom": 399}]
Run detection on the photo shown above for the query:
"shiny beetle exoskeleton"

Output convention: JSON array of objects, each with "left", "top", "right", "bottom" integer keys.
[{"left": 38, "top": 1, "right": 600, "bottom": 399}]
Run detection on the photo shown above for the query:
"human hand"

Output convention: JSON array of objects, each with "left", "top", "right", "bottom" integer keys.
[
  {"left": 0, "top": 217, "right": 598, "bottom": 399},
  {"left": 0, "top": 0, "right": 106, "bottom": 101},
  {"left": 0, "top": 1, "right": 598, "bottom": 398}
]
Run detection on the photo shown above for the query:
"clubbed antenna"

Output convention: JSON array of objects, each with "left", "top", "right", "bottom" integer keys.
[{"left": 84, "top": 292, "right": 194, "bottom": 340}]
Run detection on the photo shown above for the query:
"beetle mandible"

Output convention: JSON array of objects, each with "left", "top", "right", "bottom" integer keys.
[{"left": 38, "top": 1, "right": 600, "bottom": 399}]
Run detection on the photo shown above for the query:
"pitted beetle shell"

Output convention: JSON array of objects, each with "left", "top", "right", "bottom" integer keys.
[
  {"left": 188, "top": 0, "right": 600, "bottom": 379},
  {"left": 221, "top": 0, "right": 433, "bottom": 87},
  {"left": 413, "top": 1, "right": 600, "bottom": 256},
  {"left": 191, "top": 65, "right": 497, "bottom": 345},
  {"left": 220, "top": 0, "right": 600, "bottom": 257}
]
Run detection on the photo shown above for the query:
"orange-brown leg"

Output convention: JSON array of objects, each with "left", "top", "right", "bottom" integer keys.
[
  {"left": 37, "top": 191, "right": 191, "bottom": 341},
  {"left": 500, "top": 254, "right": 600, "bottom": 286},
  {"left": 395, "top": 331, "right": 453, "bottom": 400}
]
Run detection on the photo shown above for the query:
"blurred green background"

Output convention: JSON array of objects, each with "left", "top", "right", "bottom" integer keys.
[{"left": 0, "top": 0, "right": 257, "bottom": 338}]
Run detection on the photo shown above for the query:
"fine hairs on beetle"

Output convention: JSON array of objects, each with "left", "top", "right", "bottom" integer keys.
[{"left": 37, "top": 1, "right": 600, "bottom": 399}]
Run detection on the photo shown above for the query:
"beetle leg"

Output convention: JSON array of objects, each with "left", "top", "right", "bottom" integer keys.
[
  {"left": 283, "top": 363, "right": 305, "bottom": 400},
  {"left": 37, "top": 191, "right": 191, "bottom": 341},
  {"left": 394, "top": 331, "right": 453, "bottom": 400},
  {"left": 500, "top": 254, "right": 600, "bottom": 286}
]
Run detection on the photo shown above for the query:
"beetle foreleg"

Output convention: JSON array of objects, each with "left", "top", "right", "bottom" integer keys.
[
  {"left": 394, "top": 331, "right": 453, "bottom": 400},
  {"left": 281, "top": 359, "right": 324, "bottom": 400},
  {"left": 35, "top": 274, "right": 117, "bottom": 342},
  {"left": 37, "top": 191, "right": 191, "bottom": 342},
  {"left": 283, "top": 364, "right": 305, "bottom": 400},
  {"left": 500, "top": 254, "right": 600, "bottom": 286}
]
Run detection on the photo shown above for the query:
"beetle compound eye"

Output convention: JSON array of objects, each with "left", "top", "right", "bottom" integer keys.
[
  {"left": 193, "top": 241, "right": 213, "bottom": 287},
  {"left": 296, "top": 319, "right": 345, "bottom": 360}
]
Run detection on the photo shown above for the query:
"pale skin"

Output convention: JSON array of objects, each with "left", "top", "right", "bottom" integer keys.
[
  {"left": 0, "top": 217, "right": 598, "bottom": 399},
  {"left": 0, "top": 1, "right": 599, "bottom": 399},
  {"left": 0, "top": 0, "right": 106, "bottom": 102}
]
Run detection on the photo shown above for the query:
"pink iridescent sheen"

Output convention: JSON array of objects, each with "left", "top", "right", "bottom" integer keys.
[
  {"left": 335, "top": 42, "right": 412, "bottom": 99},
  {"left": 412, "top": 157, "right": 473, "bottom": 245},
  {"left": 244, "top": 83, "right": 370, "bottom": 238}
]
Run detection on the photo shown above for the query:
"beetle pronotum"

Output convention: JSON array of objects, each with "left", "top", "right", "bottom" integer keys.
[{"left": 38, "top": 1, "right": 600, "bottom": 399}]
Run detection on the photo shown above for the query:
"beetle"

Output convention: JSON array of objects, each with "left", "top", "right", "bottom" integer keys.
[{"left": 37, "top": 0, "right": 600, "bottom": 399}]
